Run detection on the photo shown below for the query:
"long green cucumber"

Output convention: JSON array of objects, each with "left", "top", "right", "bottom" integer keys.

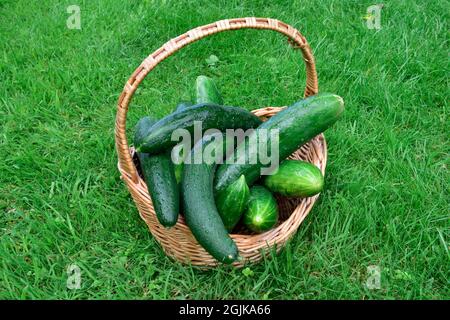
[
  {"left": 135, "top": 103, "right": 262, "bottom": 154},
  {"left": 214, "top": 93, "right": 344, "bottom": 192},
  {"left": 138, "top": 152, "right": 179, "bottom": 227},
  {"left": 134, "top": 116, "right": 179, "bottom": 228},
  {"left": 182, "top": 134, "right": 239, "bottom": 264}
]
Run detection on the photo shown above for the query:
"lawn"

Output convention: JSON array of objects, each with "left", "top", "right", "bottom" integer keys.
[{"left": 0, "top": 0, "right": 448, "bottom": 299}]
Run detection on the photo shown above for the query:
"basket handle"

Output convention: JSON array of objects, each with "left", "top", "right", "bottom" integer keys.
[{"left": 116, "top": 17, "right": 318, "bottom": 183}]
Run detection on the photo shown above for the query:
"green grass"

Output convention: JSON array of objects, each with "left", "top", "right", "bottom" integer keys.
[{"left": 0, "top": 0, "right": 448, "bottom": 299}]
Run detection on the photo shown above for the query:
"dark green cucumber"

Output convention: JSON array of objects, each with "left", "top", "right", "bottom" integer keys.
[
  {"left": 182, "top": 134, "right": 239, "bottom": 264},
  {"left": 134, "top": 116, "right": 179, "bottom": 227},
  {"left": 194, "top": 75, "right": 223, "bottom": 105},
  {"left": 138, "top": 151, "right": 179, "bottom": 228},
  {"left": 216, "top": 175, "right": 250, "bottom": 232},
  {"left": 133, "top": 116, "right": 156, "bottom": 148},
  {"left": 214, "top": 93, "right": 344, "bottom": 192},
  {"left": 243, "top": 186, "right": 278, "bottom": 233},
  {"left": 136, "top": 103, "right": 262, "bottom": 154},
  {"left": 141, "top": 100, "right": 191, "bottom": 134},
  {"left": 264, "top": 160, "right": 324, "bottom": 197}
]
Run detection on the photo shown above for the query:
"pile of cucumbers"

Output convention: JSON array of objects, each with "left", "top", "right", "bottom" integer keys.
[{"left": 134, "top": 76, "right": 344, "bottom": 264}]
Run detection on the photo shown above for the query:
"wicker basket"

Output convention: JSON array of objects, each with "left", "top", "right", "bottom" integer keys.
[{"left": 115, "top": 17, "right": 326, "bottom": 267}]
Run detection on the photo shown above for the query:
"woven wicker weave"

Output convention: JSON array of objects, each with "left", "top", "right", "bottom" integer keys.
[{"left": 115, "top": 18, "right": 326, "bottom": 267}]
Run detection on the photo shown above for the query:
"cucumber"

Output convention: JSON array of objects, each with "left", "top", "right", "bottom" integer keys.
[
  {"left": 172, "top": 101, "right": 193, "bottom": 183},
  {"left": 138, "top": 151, "right": 179, "bottom": 227},
  {"left": 171, "top": 143, "right": 185, "bottom": 184},
  {"left": 214, "top": 93, "right": 344, "bottom": 192},
  {"left": 133, "top": 116, "right": 156, "bottom": 148},
  {"left": 134, "top": 116, "right": 179, "bottom": 228},
  {"left": 215, "top": 175, "right": 249, "bottom": 232},
  {"left": 194, "top": 75, "right": 223, "bottom": 105},
  {"left": 243, "top": 186, "right": 278, "bottom": 233},
  {"left": 182, "top": 134, "right": 239, "bottom": 264},
  {"left": 136, "top": 103, "right": 262, "bottom": 154},
  {"left": 173, "top": 74, "right": 222, "bottom": 182},
  {"left": 264, "top": 160, "right": 324, "bottom": 197}
]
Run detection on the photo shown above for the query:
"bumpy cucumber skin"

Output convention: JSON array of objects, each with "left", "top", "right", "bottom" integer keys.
[
  {"left": 214, "top": 93, "right": 344, "bottom": 192},
  {"left": 216, "top": 175, "right": 250, "bottom": 232},
  {"left": 243, "top": 186, "right": 279, "bottom": 233},
  {"left": 136, "top": 103, "right": 262, "bottom": 154},
  {"left": 138, "top": 151, "right": 179, "bottom": 228},
  {"left": 182, "top": 135, "right": 239, "bottom": 264},
  {"left": 264, "top": 160, "right": 324, "bottom": 197},
  {"left": 195, "top": 75, "right": 223, "bottom": 105}
]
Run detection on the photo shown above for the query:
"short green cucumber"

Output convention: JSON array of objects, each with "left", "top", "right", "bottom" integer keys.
[
  {"left": 214, "top": 93, "right": 344, "bottom": 192},
  {"left": 243, "top": 186, "right": 278, "bottom": 233},
  {"left": 136, "top": 103, "right": 262, "bottom": 154},
  {"left": 264, "top": 160, "right": 324, "bottom": 197},
  {"left": 194, "top": 75, "right": 223, "bottom": 105},
  {"left": 215, "top": 175, "right": 250, "bottom": 232},
  {"left": 182, "top": 134, "right": 239, "bottom": 264}
]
